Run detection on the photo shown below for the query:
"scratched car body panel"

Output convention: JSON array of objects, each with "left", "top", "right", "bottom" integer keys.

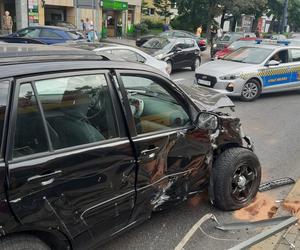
[
  {"left": 0, "top": 44, "right": 260, "bottom": 249},
  {"left": 196, "top": 42, "right": 300, "bottom": 101}
]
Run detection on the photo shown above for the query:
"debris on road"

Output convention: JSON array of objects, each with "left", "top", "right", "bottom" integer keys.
[
  {"left": 234, "top": 193, "right": 278, "bottom": 221},
  {"left": 216, "top": 216, "right": 293, "bottom": 231},
  {"left": 228, "top": 216, "right": 298, "bottom": 250},
  {"left": 259, "top": 177, "right": 295, "bottom": 192},
  {"left": 174, "top": 213, "right": 219, "bottom": 250},
  {"left": 283, "top": 200, "right": 300, "bottom": 221}
]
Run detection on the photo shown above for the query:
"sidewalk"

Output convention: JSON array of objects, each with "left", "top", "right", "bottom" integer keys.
[
  {"left": 101, "top": 37, "right": 136, "bottom": 47},
  {"left": 251, "top": 180, "right": 300, "bottom": 250}
]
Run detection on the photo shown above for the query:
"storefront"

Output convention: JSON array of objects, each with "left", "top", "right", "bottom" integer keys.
[
  {"left": 102, "top": 0, "right": 128, "bottom": 37},
  {"left": 0, "top": 0, "right": 28, "bottom": 32}
]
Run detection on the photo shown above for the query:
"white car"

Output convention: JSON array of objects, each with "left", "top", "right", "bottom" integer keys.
[
  {"left": 93, "top": 45, "right": 169, "bottom": 77},
  {"left": 196, "top": 42, "right": 300, "bottom": 101}
]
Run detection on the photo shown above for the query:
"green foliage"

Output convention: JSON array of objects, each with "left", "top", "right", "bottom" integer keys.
[
  {"left": 153, "top": 0, "right": 173, "bottom": 21},
  {"left": 134, "top": 23, "right": 149, "bottom": 35},
  {"left": 142, "top": 18, "right": 164, "bottom": 29}
]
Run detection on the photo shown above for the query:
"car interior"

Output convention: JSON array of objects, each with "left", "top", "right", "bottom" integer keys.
[{"left": 13, "top": 75, "right": 117, "bottom": 157}]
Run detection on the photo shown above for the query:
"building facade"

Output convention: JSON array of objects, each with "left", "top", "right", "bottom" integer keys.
[{"left": 0, "top": 0, "right": 141, "bottom": 37}]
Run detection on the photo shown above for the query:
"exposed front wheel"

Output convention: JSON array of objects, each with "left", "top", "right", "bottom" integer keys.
[
  {"left": 212, "top": 148, "right": 261, "bottom": 211},
  {"left": 191, "top": 57, "right": 201, "bottom": 71},
  {"left": 0, "top": 235, "right": 50, "bottom": 250},
  {"left": 166, "top": 60, "right": 173, "bottom": 75},
  {"left": 241, "top": 79, "right": 261, "bottom": 101}
]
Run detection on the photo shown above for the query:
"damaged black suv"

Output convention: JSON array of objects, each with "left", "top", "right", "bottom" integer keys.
[{"left": 0, "top": 44, "right": 261, "bottom": 250}]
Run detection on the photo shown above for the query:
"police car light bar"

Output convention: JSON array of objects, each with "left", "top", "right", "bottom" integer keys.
[
  {"left": 256, "top": 39, "right": 263, "bottom": 44},
  {"left": 277, "top": 40, "right": 290, "bottom": 46},
  {"left": 255, "top": 39, "right": 290, "bottom": 46}
]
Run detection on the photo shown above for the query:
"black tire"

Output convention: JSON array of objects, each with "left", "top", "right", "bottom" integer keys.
[
  {"left": 166, "top": 60, "right": 173, "bottom": 75},
  {"left": 212, "top": 148, "right": 261, "bottom": 211},
  {"left": 240, "top": 79, "right": 262, "bottom": 102},
  {"left": 0, "top": 235, "right": 50, "bottom": 250},
  {"left": 191, "top": 57, "right": 201, "bottom": 71}
]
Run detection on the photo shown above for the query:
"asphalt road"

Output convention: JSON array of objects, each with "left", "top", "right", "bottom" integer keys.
[{"left": 103, "top": 50, "right": 300, "bottom": 250}]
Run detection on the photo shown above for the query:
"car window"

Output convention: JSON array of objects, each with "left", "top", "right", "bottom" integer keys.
[
  {"left": 17, "top": 28, "right": 40, "bottom": 38},
  {"left": 0, "top": 82, "right": 9, "bottom": 157},
  {"left": 111, "top": 49, "right": 138, "bottom": 62},
  {"left": 290, "top": 49, "right": 300, "bottom": 62},
  {"left": 185, "top": 39, "right": 195, "bottom": 48},
  {"left": 175, "top": 42, "right": 185, "bottom": 50},
  {"left": 40, "top": 29, "right": 62, "bottom": 39},
  {"left": 270, "top": 50, "right": 289, "bottom": 64},
  {"left": 224, "top": 47, "right": 273, "bottom": 64},
  {"left": 13, "top": 83, "right": 49, "bottom": 157},
  {"left": 34, "top": 74, "right": 118, "bottom": 150},
  {"left": 121, "top": 75, "right": 191, "bottom": 135}
]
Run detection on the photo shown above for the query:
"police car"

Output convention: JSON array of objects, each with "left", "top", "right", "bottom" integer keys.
[{"left": 195, "top": 40, "right": 300, "bottom": 101}]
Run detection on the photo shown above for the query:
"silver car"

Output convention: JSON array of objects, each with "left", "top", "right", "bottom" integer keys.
[
  {"left": 93, "top": 45, "right": 169, "bottom": 77},
  {"left": 196, "top": 43, "right": 300, "bottom": 101}
]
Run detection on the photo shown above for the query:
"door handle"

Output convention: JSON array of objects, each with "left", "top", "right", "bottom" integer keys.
[
  {"left": 27, "top": 170, "right": 62, "bottom": 182},
  {"left": 140, "top": 147, "right": 160, "bottom": 160}
]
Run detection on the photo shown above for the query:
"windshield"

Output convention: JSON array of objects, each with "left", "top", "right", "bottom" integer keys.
[
  {"left": 223, "top": 47, "right": 273, "bottom": 64},
  {"left": 142, "top": 38, "right": 173, "bottom": 50},
  {"left": 228, "top": 40, "right": 255, "bottom": 50}
]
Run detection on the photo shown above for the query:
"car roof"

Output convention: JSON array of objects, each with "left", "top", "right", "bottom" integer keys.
[{"left": 0, "top": 44, "right": 163, "bottom": 79}]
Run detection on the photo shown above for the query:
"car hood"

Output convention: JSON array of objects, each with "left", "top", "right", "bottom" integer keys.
[
  {"left": 179, "top": 84, "right": 235, "bottom": 111},
  {"left": 196, "top": 60, "right": 256, "bottom": 77}
]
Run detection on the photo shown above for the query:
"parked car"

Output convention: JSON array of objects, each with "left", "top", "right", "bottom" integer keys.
[
  {"left": 7, "top": 26, "right": 84, "bottom": 44},
  {"left": 0, "top": 43, "right": 260, "bottom": 249},
  {"left": 211, "top": 32, "right": 256, "bottom": 57},
  {"left": 47, "top": 21, "right": 77, "bottom": 30},
  {"left": 196, "top": 41, "right": 300, "bottom": 101},
  {"left": 93, "top": 45, "right": 169, "bottom": 76},
  {"left": 141, "top": 37, "right": 201, "bottom": 74},
  {"left": 136, "top": 30, "right": 207, "bottom": 51},
  {"left": 0, "top": 36, "right": 46, "bottom": 44},
  {"left": 214, "top": 37, "right": 257, "bottom": 60}
]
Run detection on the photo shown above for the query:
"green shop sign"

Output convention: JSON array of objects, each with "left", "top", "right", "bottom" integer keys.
[{"left": 102, "top": 0, "right": 128, "bottom": 10}]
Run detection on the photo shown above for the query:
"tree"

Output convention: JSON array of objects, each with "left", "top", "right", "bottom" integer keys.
[
  {"left": 153, "top": 0, "right": 173, "bottom": 22},
  {"left": 141, "top": 0, "right": 149, "bottom": 16}
]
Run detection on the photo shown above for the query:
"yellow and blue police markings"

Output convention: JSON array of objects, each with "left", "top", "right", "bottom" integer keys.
[{"left": 241, "top": 65, "right": 300, "bottom": 87}]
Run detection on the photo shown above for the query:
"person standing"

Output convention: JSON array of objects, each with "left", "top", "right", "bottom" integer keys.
[
  {"left": 196, "top": 25, "right": 203, "bottom": 37},
  {"left": 80, "top": 19, "right": 86, "bottom": 37},
  {"left": 2, "top": 11, "right": 13, "bottom": 35},
  {"left": 117, "top": 19, "right": 123, "bottom": 39},
  {"left": 209, "top": 25, "right": 217, "bottom": 45}
]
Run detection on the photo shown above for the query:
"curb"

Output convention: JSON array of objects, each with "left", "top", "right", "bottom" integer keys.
[{"left": 250, "top": 179, "right": 300, "bottom": 250}]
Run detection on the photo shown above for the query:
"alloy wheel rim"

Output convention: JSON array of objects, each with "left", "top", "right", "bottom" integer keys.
[
  {"left": 242, "top": 82, "right": 258, "bottom": 99},
  {"left": 166, "top": 62, "right": 172, "bottom": 74},
  {"left": 231, "top": 163, "right": 257, "bottom": 202},
  {"left": 195, "top": 58, "right": 200, "bottom": 68}
]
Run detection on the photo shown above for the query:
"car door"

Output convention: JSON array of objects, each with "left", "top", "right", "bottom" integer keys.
[
  {"left": 184, "top": 39, "right": 199, "bottom": 67},
  {"left": 6, "top": 71, "right": 136, "bottom": 249},
  {"left": 288, "top": 48, "right": 300, "bottom": 89},
  {"left": 115, "top": 71, "right": 212, "bottom": 219},
  {"left": 172, "top": 42, "right": 187, "bottom": 68},
  {"left": 39, "top": 29, "right": 65, "bottom": 44},
  {"left": 261, "top": 49, "right": 292, "bottom": 91}
]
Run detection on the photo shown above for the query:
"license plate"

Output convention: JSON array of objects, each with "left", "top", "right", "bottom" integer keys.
[{"left": 198, "top": 79, "right": 211, "bottom": 86}]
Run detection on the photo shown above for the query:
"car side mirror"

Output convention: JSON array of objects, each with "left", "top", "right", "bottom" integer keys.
[
  {"left": 196, "top": 112, "right": 219, "bottom": 131},
  {"left": 266, "top": 60, "right": 280, "bottom": 67}
]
